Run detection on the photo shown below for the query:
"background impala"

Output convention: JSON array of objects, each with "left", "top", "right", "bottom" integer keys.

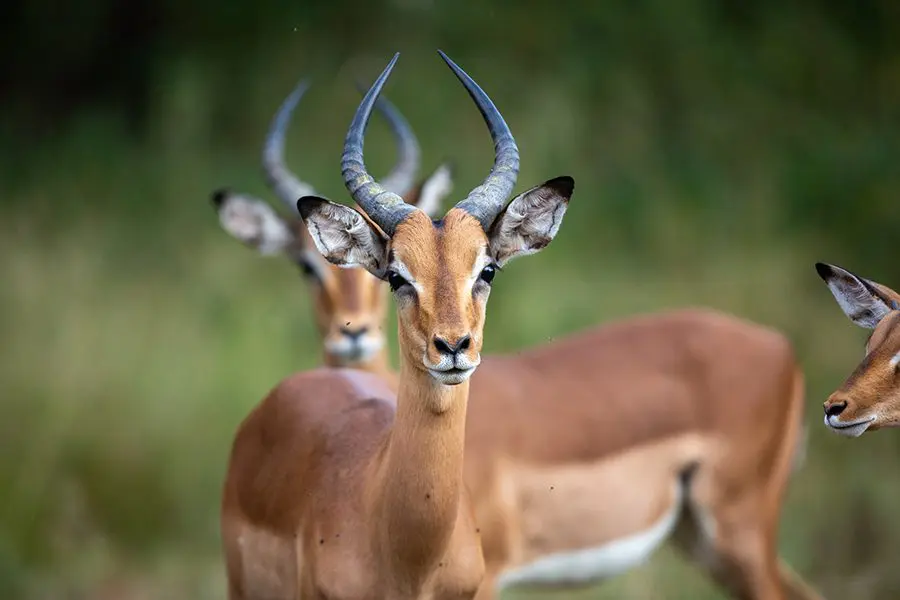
[
  {"left": 210, "top": 76, "right": 453, "bottom": 384},
  {"left": 5, "top": 2, "right": 900, "bottom": 599}
]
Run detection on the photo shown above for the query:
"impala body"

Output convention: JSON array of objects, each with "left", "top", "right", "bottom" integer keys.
[
  {"left": 817, "top": 261, "right": 900, "bottom": 437},
  {"left": 215, "top": 75, "right": 822, "bottom": 600},
  {"left": 464, "top": 310, "right": 819, "bottom": 600},
  {"left": 211, "top": 78, "right": 452, "bottom": 383},
  {"left": 221, "top": 51, "right": 575, "bottom": 600}
]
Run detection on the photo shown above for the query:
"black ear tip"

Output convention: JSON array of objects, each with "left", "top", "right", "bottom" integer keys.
[
  {"left": 546, "top": 175, "right": 575, "bottom": 197},
  {"left": 297, "top": 195, "right": 324, "bottom": 219},
  {"left": 815, "top": 262, "right": 833, "bottom": 280},
  {"left": 210, "top": 188, "right": 230, "bottom": 209}
]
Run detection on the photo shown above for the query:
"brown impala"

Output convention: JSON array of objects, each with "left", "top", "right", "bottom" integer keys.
[
  {"left": 817, "top": 261, "right": 900, "bottom": 437},
  {"left": 216, "top": 74, "right": 822, "bottom": 600},
  {"left": 210, "top": 77, "right": 453, "bottom": 383},
  {"left": 220, "top": 51, "right": 575, "bottom": 599}
]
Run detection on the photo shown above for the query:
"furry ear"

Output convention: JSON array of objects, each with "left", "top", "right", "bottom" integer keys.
[
  {"left": 488, "top": 176, "right": 574, "bottom": 267},
  {"left": 408, "top": 162, "right": 454, "bottom": 218},
  {"left": 211, "top": 188, "right": 295, "bottom": 255},
  {"left": 297, "top": 196, "right": 389, "bottom": 278},
  {"left": 815, "top": 262, "right": 900, "bottom": 329}
]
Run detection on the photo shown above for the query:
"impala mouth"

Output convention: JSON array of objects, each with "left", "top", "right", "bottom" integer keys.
[
  {"left": 427, "top": 366, "right": 475, "bottom": 386},
  {"left": 326, "top": 334, "right": 383, "bottom": 364},
  {"left": 824, "top": 414, "right": 876, "bottom": 438},
  {"left": 424, "top": 352, "right": 480, "bottom": 385}
]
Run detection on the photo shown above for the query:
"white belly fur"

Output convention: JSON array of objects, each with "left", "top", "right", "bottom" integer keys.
[{"left": 495, "top": 475, "right": 683, "bottom": 589}]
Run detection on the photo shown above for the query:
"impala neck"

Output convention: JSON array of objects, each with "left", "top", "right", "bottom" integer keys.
[{"left": 368, "top": 355, "right": 470, "bottom": 575}]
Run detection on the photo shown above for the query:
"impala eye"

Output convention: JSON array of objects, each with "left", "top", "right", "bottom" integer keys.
[
  {"left": 479, "top": 264, "right": 496, "bottom": 285},
  {"left": 297, "top": 259, "right": 318, "bottom": 279},
  {"left": 387, "top": 270, "right": 409, "bottom": 292}
]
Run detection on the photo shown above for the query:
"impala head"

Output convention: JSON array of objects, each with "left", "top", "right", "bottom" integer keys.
[
  {"left": 299, "top": 51, "right": 574, "bottom": 386},
  {"left": 816, "top": 262, "right": 900, "bottom": 437},
  {"left": 211, "top": 79, "right": 454, "bottom": 367}
]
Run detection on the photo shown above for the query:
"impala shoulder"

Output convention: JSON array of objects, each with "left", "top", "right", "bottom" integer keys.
[{"left": 271, "top": 367, "right": 394, "bottom": 401}]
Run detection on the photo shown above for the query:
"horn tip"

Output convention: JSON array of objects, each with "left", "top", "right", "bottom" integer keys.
[{"left": 436, "top": 49, "right": 458, "bottom": 70}]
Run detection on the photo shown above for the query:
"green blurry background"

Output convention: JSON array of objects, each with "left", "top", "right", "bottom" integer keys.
[{"left": 2, "top": 0, "right": 900, "bottom": 598}]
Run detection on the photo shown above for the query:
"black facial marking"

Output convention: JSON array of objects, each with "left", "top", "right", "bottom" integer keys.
[{"left": 296, "top": 259, "right": 318, "bottom": 279}]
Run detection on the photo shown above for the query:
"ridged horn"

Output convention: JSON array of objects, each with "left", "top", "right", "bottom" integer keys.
[
  {"left": 438, "top": 50, "right": 520, "bottom": 230},
  {"left": 341, "top": 53, "right": 416, "bottom": 236},
  {"left": 353, "top": 81, "right": 421, "bottom": 197},
  {"left": 261, "top": 79, "right": 317, "bottom": 216}
]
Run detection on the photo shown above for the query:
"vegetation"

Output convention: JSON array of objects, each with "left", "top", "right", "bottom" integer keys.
[{"left": 2, "top": 0, "right": 900, "bottom": 597}]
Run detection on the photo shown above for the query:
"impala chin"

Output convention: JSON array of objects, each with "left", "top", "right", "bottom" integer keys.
[
  {"left": 425, "top": 354, "right": 480, "bottom": 386},
  {"left": 824, "top": 414, "right": 877, "bottom": 438}
]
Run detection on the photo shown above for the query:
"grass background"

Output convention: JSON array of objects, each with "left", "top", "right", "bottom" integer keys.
[{"left": 3, "top": 0, "right": 900, "bottom": 597}]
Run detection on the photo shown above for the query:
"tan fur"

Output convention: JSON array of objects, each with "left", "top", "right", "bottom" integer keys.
[
  {"left": 292, "top": 216, "right": 393, "bottom": 375},
  {"left": 823, "top": 276, "right": 900, "bottom": 431},
  {"left": 252, "top": 244, "right": 821, "bottom": 598},
  {"left": 464, "top": 309, "right": 818, "bottom": 600},
  {"left": 287, "top": 182, "right": 441, "bottom": 383},
  {"left": 221, "top": 209, "right": 489, "bottom": 600},
  {"left": 247, "top": 229, "right": 818, "bottom": 597}
]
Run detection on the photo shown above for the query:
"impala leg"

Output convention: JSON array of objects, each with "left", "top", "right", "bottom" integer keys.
[
  {"left": 677, "top": 494, "right": 784, "bottom": 600},
  {"left": 674, "top": 444, "right": 794, "bottom": 600}
]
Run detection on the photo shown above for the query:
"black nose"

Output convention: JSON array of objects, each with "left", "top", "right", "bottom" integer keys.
[
  {"left": 434, "top": 335, "right": 471, "bottom": 356},
  {"left": 340, "top": 326, "right": 368, "bottom": 340},
  {"left": 825, "top": 401, "right": 848, "bottom": 417}
]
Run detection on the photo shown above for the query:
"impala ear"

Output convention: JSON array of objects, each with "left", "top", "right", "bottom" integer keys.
[
  {"left": 815, "top": 262, "right": 900, "bottom": 329},
  {"left": 211, "top": 188, "right": 295, "bottom": 255},
  {"left": 298, "top": 196, "right": 389, "bottom": 278},
  {"left": 488, "top": 176, "right": 574, "bottom": 267}
]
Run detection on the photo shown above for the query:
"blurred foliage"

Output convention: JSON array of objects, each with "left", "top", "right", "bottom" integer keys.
[{"left": 2, "top": 0, "right": 900, "bottom": 598}]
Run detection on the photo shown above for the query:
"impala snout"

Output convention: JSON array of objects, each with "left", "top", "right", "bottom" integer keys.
[
  {"left": 823, "top": 394, "right": 876, "bottom": 438},
  {"left": 342, "top": 325, "right": 370, "bottom": 341},
  {"left": 425, "top": 332, "right": 480, "bottom": 386},
  {"left": 324, "top": 315, "right": 384, "bottom": 364},
  {"left": 434, "top": 334, "right": 471, "bottom": 355}
]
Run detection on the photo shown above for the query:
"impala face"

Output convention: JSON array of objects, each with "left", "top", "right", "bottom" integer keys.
[
  {"left": 300, "top": 51, "right": 574, "bottom": 387},
  {"left": 210, "top": 78, "right": 454, "bottom": 367},
  {"left": 817, "top": 262, "right": 900, "bottom": 436}
]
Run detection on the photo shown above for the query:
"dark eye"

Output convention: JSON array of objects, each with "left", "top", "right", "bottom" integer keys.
[
  {"left": 479, "top": 265, "right": 496, "bottom": 285},
  {"left": 387, "top": 270, "right": 409, "bottom": 292},
  {"left": 297, "top": 259, "right": 318, "bottom": 279}
]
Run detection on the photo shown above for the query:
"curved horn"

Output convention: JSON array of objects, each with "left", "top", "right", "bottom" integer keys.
[
  {"left": 262, "top": 79, "right": 317, "bottom": 216},
  {"left": 341, "top": 53, "right": 416, "bottom": 236},
  {"left": 438, "top": 50, "right": 520, "bottom": 230},
  {"left": 354, "top": 82, "right": 421, "bottom": 197}
]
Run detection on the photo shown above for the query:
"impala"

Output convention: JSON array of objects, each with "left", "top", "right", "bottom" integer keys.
[
  {"left": 220, "top": 51, "right": 575, "bottom": 600},
  {"left": 215, "top": 81, "right": 824, "bottom": 600},
  {"left": 465, "top": 306, "right": 821, "bottom": 600},
  {"left": 211, "top": 77, "right": 453, "bottom": 380},
  {"left": 816, "top": 261, "right": 900, "bottom": 437}
]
